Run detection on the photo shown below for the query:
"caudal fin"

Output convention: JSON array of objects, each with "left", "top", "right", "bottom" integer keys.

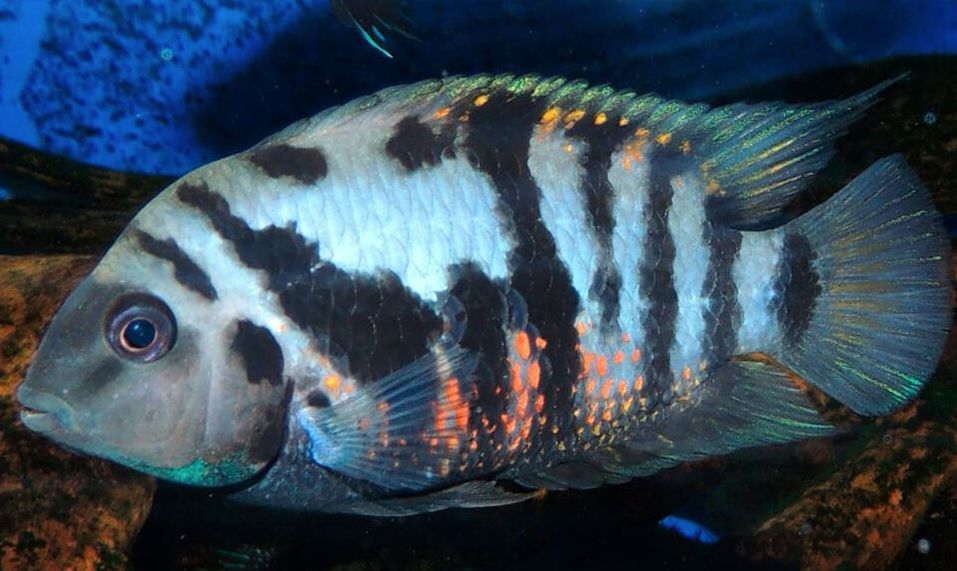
[{"left": 772, "top": 155, "right": 952, "bottom": 416}]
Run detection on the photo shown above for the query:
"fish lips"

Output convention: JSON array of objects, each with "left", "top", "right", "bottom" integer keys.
[{"left": 16, "top": 383, "right": 78, "bottom": 435}]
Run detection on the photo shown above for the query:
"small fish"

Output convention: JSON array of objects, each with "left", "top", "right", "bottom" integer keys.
[
  {"left": 17, "top": 74, "right": 952, "bottom": 516},
  {"left": 330, "top": 0, "right": 414, "bottom": 58},
  {"left": 659, "top": 515, "right": 720, "bottom": 545}
]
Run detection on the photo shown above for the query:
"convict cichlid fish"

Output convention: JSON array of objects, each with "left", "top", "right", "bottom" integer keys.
[{"left": 17, "top": 74, "right": 952, "bottom": 516}]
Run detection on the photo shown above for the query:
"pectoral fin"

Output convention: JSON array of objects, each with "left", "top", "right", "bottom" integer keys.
[{"left": 298, "top": 343, "right": 479, "bottom": 492}]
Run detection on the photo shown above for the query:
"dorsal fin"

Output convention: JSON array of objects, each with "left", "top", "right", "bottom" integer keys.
[{"left": 294, "top": 73, "right": 899, "bottom": 234}]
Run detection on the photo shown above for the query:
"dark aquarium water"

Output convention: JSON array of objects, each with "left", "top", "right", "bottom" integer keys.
[{"left": 1, "top": 1, "right": 956, "bottom": 570}]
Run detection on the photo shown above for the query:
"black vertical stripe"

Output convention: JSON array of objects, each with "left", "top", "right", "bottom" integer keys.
[
  {"left": 701, "top": 225, "right": 743, "bottom": 365},
  {"left": 566, "top": 119, "right": 633, "bottom": 333},
  {"left": 774, "top": 232, "right": 821, "bottom": 347},
  {"left": 176, "top": 182, "right": 443, "bottom": 384},
  {"left": 231, "top": 319, "right": 284, "bottom": 387},
  {"left": 460, "top": 90, "right": 582, "bottom": 454},
  {"left": 447, "top": 263, "right": 511, "bottom": 460},
  {"left": 640, "top": 153, "right": 680, "bottom": 404},
  {"left": 132, "top": 229, "right": 218, "bottom": 301},
  {"left": 385, "top": 115, "right": 456, "bottom": 172}
]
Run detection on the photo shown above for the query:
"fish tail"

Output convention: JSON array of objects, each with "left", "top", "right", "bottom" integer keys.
[{"left": 770, "top": 155, "right": 952, "bottom": 415}]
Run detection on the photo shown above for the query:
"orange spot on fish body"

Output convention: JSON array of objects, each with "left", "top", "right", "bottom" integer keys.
[
  {"left": 596, "top": 355, "right": 609, "bottom": 377},
  {"left": 586, "top": 378, "right": 597, "bottom": 396},
  {"left": 541, "top": 106, "right": 562, "bottom": 124},
  {"left": 622, "top": 141, "right": 644, "bottom": 171},
  {"left": 594, "top": 112, "right": 608, "bottom": 125},
  {"left": 432, "top": 107, "right": 451, "bottom": 119},
  {"left": 517, "top": 390, "right": 529, "bottom": 416},
  {"left": 429, "top": 437, "right": 439, "bottom": 449},
  {"left": 602, "top": 409, "right": 613, "bottom": 422},
  {"left": 618, "top": 116, "right": 630, "bottom": 126},
  {"left": 323, "top": 374, "right": 341, "bottom": 392},
  {"left": 535, "top": 394, "right": 546, "bottom": 413},
  {"left": 621, "top": 332, "right": 631, "bottom": 343},
  {"left": 511, "top": 362, "right": 523, "bottom": 392},
  {"left": 581, "top": 353, "right": 595, "bottom": 377},
  {"left": 564, "top": 109, "right": 586, "bottom": 128},
  {"left": 528, "top": 360, "right": 541, "bottom": 390},
  {"left": 622, "top": 396, "right": 634, "bottom": 413},
  {"left": 473, "top": 94, "right": 489, "bottom": 107},
  {"left": 630, "top": 348, "right": 642, "bottom": 363},
  {"left": 535, "top": 336, "right": 548, "bottom": 349},
  {"left": 600, "top": 379, "right": 613, "bottom": 400},
  {"left": 634, "top": 376, "right": 644, "bottom": 391},
  {"left": 521, "top": 416, "right": 533, "bottom": 441},
  {"left": 613, "top": 350, "right": 625, "bottom": 365},
  {"left": 442, "top": 377, "right": 470, "bottom": 433},
  {"left": 656, "top": 132, "right": 672, "bottom": 146},
  {"left": 575, "top": 321, "right": 588, "bottom": 335},
  {"left": 563, "top": 143, "right": 574, "bottom": 153},
  {"left": 515, "top": 331, "right": 532, "bottom": 360},
  {"left": 377, "top": 401, "right": 389, "bottom": 413},
  {"left": 538, "top": 106, "right": 563, "bottom": 138},
  {"left": 501, "top": 413, "right": 517, "bottom": 435},
  {"left": 617, "top": 380, "right": 627, "bottom": 396},
  {"left": 683, "top": 366, "right": 692, "bottom": 381}
]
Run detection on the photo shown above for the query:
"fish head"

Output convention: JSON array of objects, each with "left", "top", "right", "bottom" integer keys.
[{"left": 16, "top": 231, "right": 290, "bottom": 488}]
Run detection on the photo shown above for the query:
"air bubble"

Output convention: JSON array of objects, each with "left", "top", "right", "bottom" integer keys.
[
  {"left": 917, "top": 537, "right": 930, "bottom": 554},
  {"left": 160, "top": 48, "right": 174, "bottom": 62},
  {"left": 923, "top": 111, "right": 937, "bottom": 125}
]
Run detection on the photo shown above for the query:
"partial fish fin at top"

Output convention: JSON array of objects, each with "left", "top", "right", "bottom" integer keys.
[
  {"left": 331, "top": 0, "right": 415, "bottom": 58},
  {"left": 514, "top": 360, "right": 836, "bottom": 490},
  {"left": 696, "top": 75, "right": 905, "bottom": 230},
  {"left": 769, "top": 155, "right": 952, "bottom": 415},
  {"left": 297, "top": 343, "right": 479, "bottom": 492}
]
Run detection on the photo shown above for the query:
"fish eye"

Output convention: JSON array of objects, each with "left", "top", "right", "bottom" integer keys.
[{"left": 105, "top": 294, "right": 176, "bottom": 362}]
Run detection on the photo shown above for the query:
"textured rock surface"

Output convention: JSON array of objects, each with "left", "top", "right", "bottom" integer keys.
[{"left": 0, "top": 255, "right": 156, "bottom": 570}]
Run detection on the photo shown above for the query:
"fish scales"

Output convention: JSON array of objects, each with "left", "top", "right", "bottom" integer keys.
[{"left": 17, "top": 74, "right": 952, "bottom": 514}]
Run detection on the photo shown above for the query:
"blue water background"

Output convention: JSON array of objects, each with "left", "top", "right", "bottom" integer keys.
[{"left": 0, "top": 0, "right": 955, "bottom": 176}]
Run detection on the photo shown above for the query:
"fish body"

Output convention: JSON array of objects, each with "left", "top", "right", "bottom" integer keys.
[{"left": 17, "top": 75, "right": 952, "bottom": 515}]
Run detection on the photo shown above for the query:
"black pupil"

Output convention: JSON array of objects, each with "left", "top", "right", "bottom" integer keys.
[{"left": 123, "top": 318, "right": 157, "bottom": 350}]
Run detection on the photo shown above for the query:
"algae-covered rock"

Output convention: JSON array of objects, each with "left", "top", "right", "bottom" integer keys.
[
  {"left": 0, "top": 255, "right": 155, "bottom": 570},
  {"left": 0, "top": 137, "right": 170, "bottom": 255}
]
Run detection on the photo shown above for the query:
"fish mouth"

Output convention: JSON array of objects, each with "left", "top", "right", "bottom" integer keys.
[{"left": 16, "top": 384, "right": 77, "bottom": 434}]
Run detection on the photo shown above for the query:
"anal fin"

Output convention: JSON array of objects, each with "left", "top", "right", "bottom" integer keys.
[{"left": 337, "top": 481, "right": 535, "bottom": 517}]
